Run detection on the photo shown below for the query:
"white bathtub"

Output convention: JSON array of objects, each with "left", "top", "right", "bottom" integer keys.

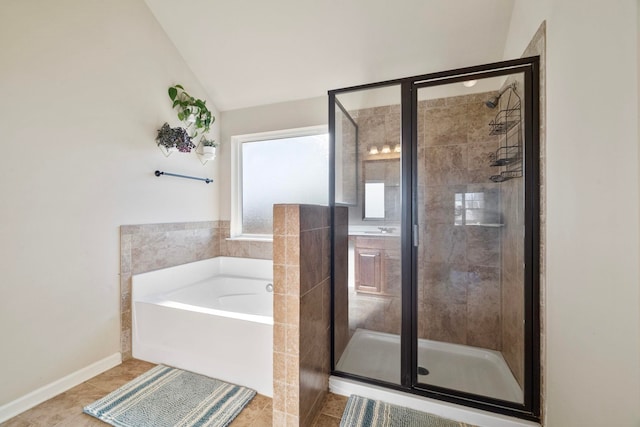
[{"left": 132, "top": 257, "right": 273, "bottom": 396}]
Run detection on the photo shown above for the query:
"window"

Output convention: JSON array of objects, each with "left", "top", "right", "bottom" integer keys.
[
  {"left": 231, "top": 126, "right": 329, "bottom": 239},
  {"left": 455, "top": 192, "right": 485, "bottom": 225},
  {"left": 454, "top": 190, "right": 501, "bottom": 226}
]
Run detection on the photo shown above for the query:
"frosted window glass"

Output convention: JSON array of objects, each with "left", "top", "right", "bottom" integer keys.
[{"left": 242, "top": 134, "right": 329, "bottom": 235}]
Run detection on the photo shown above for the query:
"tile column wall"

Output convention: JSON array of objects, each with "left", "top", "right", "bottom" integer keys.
[{"left": 272, "top": 204, "right": 331, "bottom": 426}]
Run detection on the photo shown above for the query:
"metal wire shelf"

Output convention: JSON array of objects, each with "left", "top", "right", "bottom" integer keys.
[{"left": 488, "top": 82, "right": 522, "bottom": 182}]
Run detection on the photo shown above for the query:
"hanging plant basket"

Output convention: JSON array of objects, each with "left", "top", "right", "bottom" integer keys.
[{"left": 156, "top": 123, "right": 195, "bottom": 156}]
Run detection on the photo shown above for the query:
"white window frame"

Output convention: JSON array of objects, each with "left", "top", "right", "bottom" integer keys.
[{"left": 230, "top": 125, "right": 329, "bottom": 240}]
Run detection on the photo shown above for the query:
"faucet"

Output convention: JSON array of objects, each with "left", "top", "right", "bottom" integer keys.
[{"left": 377, "top": 227, "right": 395, "bottom": 234}]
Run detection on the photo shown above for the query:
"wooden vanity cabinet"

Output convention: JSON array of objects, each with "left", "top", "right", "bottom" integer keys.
[{"left": 354, "top": 237, "right": 388, "bottom": 295}]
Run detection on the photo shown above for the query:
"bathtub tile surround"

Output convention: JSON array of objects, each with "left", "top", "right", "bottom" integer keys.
[
  {"left": 119, "top": 220, "right": 271, "bottom": 359},
  {"left": 218, "top": 220, "right": 273, "bottom": 260},
  {"left": 120, "top": 221, "right": 221, "bottom": 359},
  {"left": 273, "top": 204, "right": 332, "bottom": 427}
]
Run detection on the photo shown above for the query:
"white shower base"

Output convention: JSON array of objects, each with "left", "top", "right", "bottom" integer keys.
[{"left": 336, "top": 329, "right": 523, "bottom": 402}]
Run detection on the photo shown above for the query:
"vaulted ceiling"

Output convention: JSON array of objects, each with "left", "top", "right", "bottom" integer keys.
[{"left": 145, "top": 0, "right": 515, "bottom": 111}]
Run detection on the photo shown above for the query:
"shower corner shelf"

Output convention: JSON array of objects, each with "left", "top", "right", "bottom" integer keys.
[
  {"left": 488, "top": 146, "right": 521, "bottom": 167},
  {"left": 490, "top": 170, "right": 521, "bottom": 183},
  {"left": 488, "top": 83, "right": 523, "bottom": 182},
  {"left": 467, "top": 223, "right": 504, "bottom": 228},
  {"left": 488, "top": 105, "right": 521, "bottom": 136}
]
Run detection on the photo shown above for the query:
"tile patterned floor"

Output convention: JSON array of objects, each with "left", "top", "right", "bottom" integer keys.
[{"left": 0, "top": 359, "right": 347, "bottom": 427}]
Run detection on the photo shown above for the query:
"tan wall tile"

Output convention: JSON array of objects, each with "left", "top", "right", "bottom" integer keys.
[
  {"left": 285, "top": 324, "right": 299, "bottom": 355},
  {"left": 272, "top": 410, "right": 286, "bottom": 426},
  {"left": 285, "top": 384, "right": 299, "bottom": 416},
  {"left": 274, "top": 264, "right": 286, "bottom": 295},
  {"left": 285, "top": 236, "right": 300, "bottom": 266},
  {"left": 274, "top": 351, "right": 286, "bottom": 384},
  {"left": 285, "top": 205, "right": 300, "bottom": 236},
  {"left": 273, "top": 381, "right": 286, "bottom": 412},
  {"left": 273, "top": 322, "right": 286, "bottom": 353},
  {"left": 285, "top": 266, "right": 300, "bottom": 296},
  {"left": 285, "top": 354, "right": 299, "bottom": 386},
  {"left": 273, "top": 235, "right": 286, "bottom": 265},
  {"left": 274, "top": 205, "right": 286, "bottom": 236}
]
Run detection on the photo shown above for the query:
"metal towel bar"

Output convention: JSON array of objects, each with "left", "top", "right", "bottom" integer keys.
[{"left": 154, "top": 170, "right": 213, "bottom": 184}]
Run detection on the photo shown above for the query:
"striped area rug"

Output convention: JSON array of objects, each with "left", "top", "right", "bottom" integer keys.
[
  {"left": 340, "top": 395, "right": 467, "bottom": 427},
  {"left": 83, "top": 365, "right": 255, "bottom": 427}
]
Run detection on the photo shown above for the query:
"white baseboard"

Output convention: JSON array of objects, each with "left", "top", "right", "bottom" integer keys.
[{"left": 0, "top": 353, "right": 122, "bottom": 423}]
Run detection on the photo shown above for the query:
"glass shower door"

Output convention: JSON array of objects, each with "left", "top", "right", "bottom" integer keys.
[
  {"left": 414, "top": 72, "right": 529, "bottom": 404},
  {"left": 331, "top": 84, "right": 404, "bottom": 385},
  {"left": 330, "top": 57, "right": 540, "bottom": 420}
]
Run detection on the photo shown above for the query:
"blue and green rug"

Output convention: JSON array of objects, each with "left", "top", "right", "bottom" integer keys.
[
  {"left": 340, "top": 395, "right": 466, "bottom": 427},
  {"left": 83, "top": 365, "right": 255, "bottom": 427}
]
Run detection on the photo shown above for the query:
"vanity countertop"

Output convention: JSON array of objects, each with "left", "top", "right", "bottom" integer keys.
[{"left": 348, "top": 225, "right": 400, "bottom": 237}]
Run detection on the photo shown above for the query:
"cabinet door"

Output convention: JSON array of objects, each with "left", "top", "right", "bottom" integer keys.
[{"left": 355, "top": 247, "right": 384, "bottom": 294}]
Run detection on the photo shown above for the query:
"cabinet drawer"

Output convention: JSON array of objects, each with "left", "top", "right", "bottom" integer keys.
[{"left": 354, "top": 247, "right": 384, "bottom": 294}]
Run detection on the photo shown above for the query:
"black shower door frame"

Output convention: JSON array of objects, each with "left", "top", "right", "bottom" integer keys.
[{"left": 329, "top": 56, "right": 540, "bottom": 421}]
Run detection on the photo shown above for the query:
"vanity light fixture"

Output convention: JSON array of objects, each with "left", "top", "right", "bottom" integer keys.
[
  {"left": 463, "top": 80, "right": 478, "bottom": 88},
  {"left": 369, "top": 144, "right": 401, "bottom": 156}
]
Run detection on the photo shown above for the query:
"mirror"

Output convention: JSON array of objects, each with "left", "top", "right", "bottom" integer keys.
[
  {"left": 363, "top": 159, "right": 400, "bottom": 220},
  {"left": 364, "top": 182, "right": 385, "bottom": 218}
]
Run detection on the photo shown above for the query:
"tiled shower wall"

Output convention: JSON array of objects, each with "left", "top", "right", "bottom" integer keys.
[
  {"left": 119, "top": 220, "right": 272, "bottom": 359},
  {"left": 417, "top": 92, "right": 503, "bottom": 351},
  {"left": 346, "top": 95, "right": 504, "bottom": 351},
  {"left": 499, "top": 74, "right": 526, "bottom": 388},
  {"left": 272, "top": 204, "right": 331, "bottom": 427}
]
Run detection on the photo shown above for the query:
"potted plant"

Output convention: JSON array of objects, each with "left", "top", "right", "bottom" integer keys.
[
  {"left": 200, "top": 137, "right": 217, "bottom": 160},
  {"left": 168, "top": 84, "right": 215, "bottom": 139},
  {"left": 157, "top": 84, "right": 216, "bottom": 157},
  {"left": 156, "top": 123, "right": 195, "bottom": 156}
]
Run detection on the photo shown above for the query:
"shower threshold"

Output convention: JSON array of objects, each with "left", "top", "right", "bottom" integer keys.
[{"left": 335, "top": 329, "right": 523, "bottom": 403}]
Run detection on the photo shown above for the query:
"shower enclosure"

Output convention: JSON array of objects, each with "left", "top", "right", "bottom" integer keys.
[{"left": 329, "top": 57, "right": 540, "bottom": 421}]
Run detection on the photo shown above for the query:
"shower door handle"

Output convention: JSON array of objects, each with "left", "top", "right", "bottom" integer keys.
[{"left": 413, "top": 224, "right": 419, "bottom": 247}]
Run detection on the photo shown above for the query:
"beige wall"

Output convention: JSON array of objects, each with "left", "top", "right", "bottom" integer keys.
[
  {"left": 0, "top": 0, "right": 220, "bottom": 406},
  {"left": 506, "top": 1, "right": 640, "bottom": 426}
]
